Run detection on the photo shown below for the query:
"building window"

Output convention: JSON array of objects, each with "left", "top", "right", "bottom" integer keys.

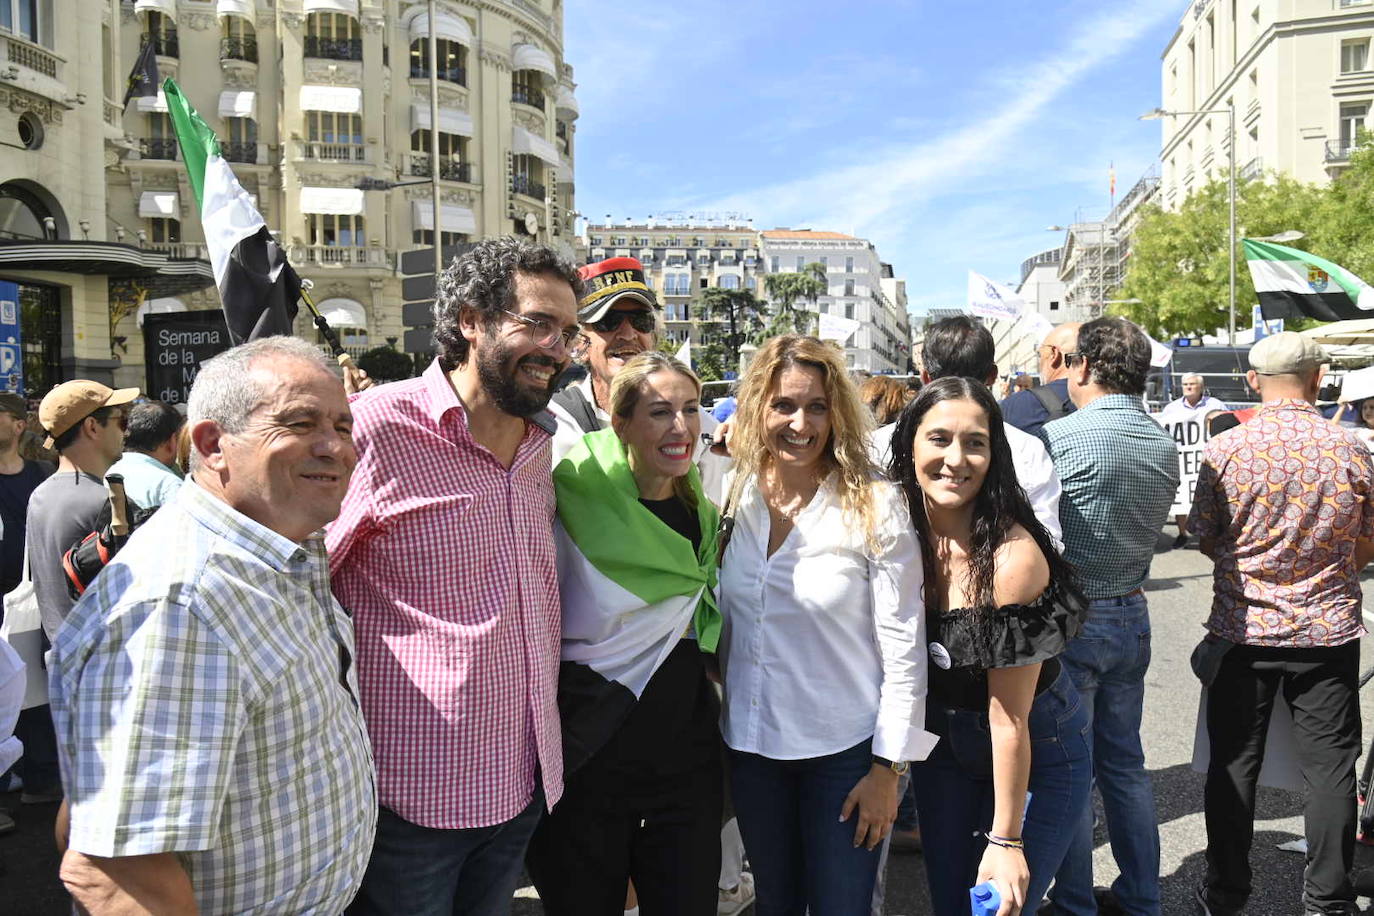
[
  {"left": 844, "top": 302, "right": 854, "bottom": 320},
  {"left": 0, "top": 0, "right": 52, "bottom": 45},
  {"left": 143, "top": 112, "right": 177, "bottom": 160},
  {"left": 1341, "top": 101, "right": 1369, "bottom": 147},
  {"left": 719, "top": 274, "right": 740, "bottom": 290},
  {"left": 769, "top": 256, "right": 779, "bottom": 273},
  {"left": 512, "top": 154, "right": 545, "bottom": 199},
  {"left": 844, "top": 279, "right": 855, "bottom": 296},
  {"left": 147, "top": 217, "right": 180, "bottom": 246},
  {"left": 304, "top": 11, "right": 361, "bottom": 61},
  {"left": 818, "top": 256, "right": 828, "bottom": 269},
  {"left": 0, "top": 182, "right": 52, "bottom": 240},
  {"left": 413, "top": 229, "right": 466, "bottom": 248},
  {"left": 1049, "top": 300, "right": 1060, "bottom": 311},
  {"left": 700, "top": 277, "right": 708, "bottom": 290},
  {"left": 512, "top": 69, "right": 545, "bottom": 109},
  {"left": 665, "top": 274, "right": 690, "bottom": 296},
  {"left": 410, "top": 38, "right": 466, "bottom": 85},
  {"left": 845, "top": 256, "right": 855, "bottom": 272},
  {"left": 222, "top": 117, "right": 257, "bottom": 163},
  {"left": 410, "top": 129, "right": 468, "bottom": 181},
  {"left": 220, "top": 15, "right": 257, "bottom": 63},
  {"left": 306, "top": 110, "right": 362, "bottom": 145},
  {"left": 307, "top": 214, "right": 365, "bottom": 248},
  {"left": 1342, "top": 39, "right": 1369, "bottom": 74},
  {"left": 141, "top": 9, "right": 177, "bottom": 57}
]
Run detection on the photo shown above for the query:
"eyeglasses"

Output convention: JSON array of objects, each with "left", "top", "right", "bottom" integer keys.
[
  {"left": 588, "top": 309, "right": 656, "bottom": 335},
  {"left": 499, "top": 308, "right": 590, "bottom": 358},
  {"left": 98, "top": 410, "right": 128, "bottom": 432},
  {"left": 1063, "top": 351, "right": 1085, "bottom": 367}
]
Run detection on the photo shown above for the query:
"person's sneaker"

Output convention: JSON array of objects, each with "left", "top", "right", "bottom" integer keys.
[
  {"left": 1173, "top": 532, "right": 1190, "bottom": 550},
  {"left": 1094, "top": 887, "right": 1126, "bottom": 915},
  {"left": 718, "top": 871, "right": 755, "bottom": 916},
  {"left": 0, "top": 811, "right": 13, "bottom": 835},
  {"left": 19, "top": 786, "right": 62, "bottom": 805}
]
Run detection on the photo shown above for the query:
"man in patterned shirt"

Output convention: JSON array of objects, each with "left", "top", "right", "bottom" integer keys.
[
  {"left": 1191, "top": 332, "right": 1374, "bottom": 916},
  {"left": 1042, "top": 317, "right": 1179, "bottom": 916},
  {"left": 50, "top": 337, "right": 375, "bottom": 915},
  {"left": 330, "top": 239, "right": 582, "bottom": 914}
]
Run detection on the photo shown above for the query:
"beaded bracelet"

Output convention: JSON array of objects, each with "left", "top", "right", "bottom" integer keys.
[{"left": 984, "top": 832, "right": 1026, "bottom": 850}]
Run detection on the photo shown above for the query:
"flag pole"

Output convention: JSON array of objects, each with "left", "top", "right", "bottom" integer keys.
[{"left": 299, "top": 278, "right": 361, "bottom": 375}]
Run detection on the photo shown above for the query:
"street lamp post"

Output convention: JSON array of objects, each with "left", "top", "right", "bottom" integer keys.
[{"left": 1141, "top": 103, "right": 1237, "bottom": 344}]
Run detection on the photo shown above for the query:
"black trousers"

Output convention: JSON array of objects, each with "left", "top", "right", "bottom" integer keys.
[
  {"left": 526, "top": 760, "right": 723, "bottom": 916},
  {"left": 1203, "top": 640, "right": 1361, "bottom": 915}
]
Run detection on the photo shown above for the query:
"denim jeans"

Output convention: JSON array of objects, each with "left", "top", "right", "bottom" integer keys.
[
  {"left": 729, "top": 738, "right": 883, "bottom": 916},
  {"left": 1050, "top": 591, "right": 1160, "bottom": 916},
  {"left": 347, "top": 783, "right": 545, "bottom": 916},
  {"left": 913, "top": 664, "right": 1093, "bottom": 915}
]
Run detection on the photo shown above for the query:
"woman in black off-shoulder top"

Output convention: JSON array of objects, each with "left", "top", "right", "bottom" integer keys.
[{"left": 887, "top": 377, "right": 1091, "bottom": 916}]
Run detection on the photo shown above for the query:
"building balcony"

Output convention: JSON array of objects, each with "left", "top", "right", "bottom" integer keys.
[
  {"left": 1326, "top": 139, "right": 1358, "bottom": 162},
  {"left": 512, "top": 175, "right": 545, "bottom": 200},
  {"left": 297, "top": 140, "right": 368, "bottom": 162},
  {"left": 406, "top": 152, "right": 471, "bottom": 183},
  {"left": 145, "top": 242, "right": 208, "bottom": 259},
  {"left": 409, "top": 62, "right": 465, "bottom": 86},
  {"left": 303, "top": 35, "right": 362, "bottom": 61},
  {"left": 1239, "top": 156, "right": 1263, "bottom": 180},
  {"left": 299, "top": 245, "right": 391, "bottom": 268},
  {"left": 512, "top": 86, "right": 545, "bottom": 110},
  {"left": 220, "top": 36, "right": 257, "bottom": 64},
  {"left": 142, "top": 32, "right": 179, "bottom": 59},
  {"left": 141, "top": 137, "right": 179, "bottom": 160},
  {"left": 103, "top": 97, "right": 121, "bottom": 127},
  {"left": 222, "top": 140, "right": 260, "bottom": 164},
  {"left": 4, "top": 33, "right": 61, "bottom": 80}
]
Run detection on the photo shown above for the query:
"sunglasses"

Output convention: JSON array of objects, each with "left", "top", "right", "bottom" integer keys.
[{"left": 588, "top": 309, "right": 656, "bottom": 335}]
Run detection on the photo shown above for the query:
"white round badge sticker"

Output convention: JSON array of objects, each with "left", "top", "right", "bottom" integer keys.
[{"left": 928, "top": 642, "right": 952, "bottom": 670}]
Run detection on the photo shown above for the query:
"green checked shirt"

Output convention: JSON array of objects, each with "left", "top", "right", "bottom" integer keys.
[
  {"left": 50, "top": 481, "right": 376, "bottom": 915},
  {"left": 1041, "top": 394, "right": 1179, "bottom": 599}
]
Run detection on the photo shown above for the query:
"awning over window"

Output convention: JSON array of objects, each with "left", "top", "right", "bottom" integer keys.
[
  {"left": 300, "top": 187, "right": 365, "bottom": 216},
  {"left": 511, "top": 126, "right": 560, "bottom": 166},
  {"left": 302, "top": 0, "right": 358, "bottom": 15},
  {"left": 411, "top": 200, "right": 477, "bottom": 234},
  {"left": 299, "top": 85, "right": 362, "bottom": 114},
  {"left": 404, "top": 7, "right": 473, "bottom": 45},
  {"left": 134, "top": 0, "right": 176, "bottom": 20},
  {"left": 136, "top": 91, "right": 169, "bottom": 113},
  {"left": 410, "top": 103, "right": 473, "bottom": 137},
  {"left": 511, "top": 44, "right": 557, "bottom": 81},
  {"left": 555, "top": 86, "right": 579, "bottom": 120},
  {"left": 215, "top": 0, "right": 253, "bottom": 20},
  {"left": 218, "top": 90, "right": 256, "bottom": 119},
  {"left": 316, "top": 297, "right": 367, "bottom": 328},
  {"left": 138, "top": 191, "right": 179, "bottom": 218}
]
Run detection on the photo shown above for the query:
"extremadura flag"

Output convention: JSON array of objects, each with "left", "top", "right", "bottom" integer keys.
[{"left": 1243, "top": 238, "right": 1374, "bottom": 322}]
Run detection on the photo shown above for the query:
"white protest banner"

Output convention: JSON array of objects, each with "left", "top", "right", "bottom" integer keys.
[
  {"left": 967, "top": 270, "right": 1026, "bottom": 322},
  {"left": 1152, "top": 411, "right": 1210, "bottom": 516},
  {"left": 818, "top": 312, "right": 861, "bottom": 344}
]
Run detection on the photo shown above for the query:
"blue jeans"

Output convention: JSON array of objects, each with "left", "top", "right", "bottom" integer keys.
[
  {"left": 729, "top": 738, "right": 884, "bottom": 916},
  {"left": 913, "top": 664, "right": 1093, "bottom": 915},
  {"left": 1050, "top": 591, "right": 1161, "bottom": 916},
  {"left": 347, "top": 784, "right": 545, "bottom": 916}
]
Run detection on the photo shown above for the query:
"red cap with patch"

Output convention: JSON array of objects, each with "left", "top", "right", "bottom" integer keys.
[{"left": 576, "top": 257, "right": 658, "bottom": 323}]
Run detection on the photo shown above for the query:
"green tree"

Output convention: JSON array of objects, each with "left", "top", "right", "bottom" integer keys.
[
  {"left": 356, "top": 345, "right": 415, "bottom": 381},
  {"left": 762, "top": 262, "right": 827, "bottom": 338},
  {"left": 695, "top": 287, "right": 766, "bottom": 381},
  {"left": 1308, "top": 129, "right": 1374, "bottom": 284},
  {"left": 1113, "top": 173, "right": 1324, "bottom": 337}
]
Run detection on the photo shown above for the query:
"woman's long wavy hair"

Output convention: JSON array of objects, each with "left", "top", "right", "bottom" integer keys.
[
  {"left": 728, "top": 335, "right": 878, "bottom": 545},
  {"left": 886, "top": 377, "right": 1078, "bottom": 611}
]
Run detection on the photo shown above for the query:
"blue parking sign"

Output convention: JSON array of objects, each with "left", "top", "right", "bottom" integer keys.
[{"left": 0, "top": 281, "right": 21, "bottom": 395}]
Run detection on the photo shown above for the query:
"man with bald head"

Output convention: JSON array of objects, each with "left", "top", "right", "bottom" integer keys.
[{"left": 1001, "top": 322, "right": 1081, "bottom": 436}]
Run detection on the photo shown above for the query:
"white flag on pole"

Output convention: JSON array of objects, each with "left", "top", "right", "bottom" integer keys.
[
  {"left": 1021, "top": 311, "right": 1055, "bottom": 343},
  {"left": 674, "top": 337, "right": 691, "bottom": 365},
  {"left": 967, "top": 270, "right": 1026, "bottom": 322},
  {"left": 818, "top": 312, "right": 861, "bottom": 343}
]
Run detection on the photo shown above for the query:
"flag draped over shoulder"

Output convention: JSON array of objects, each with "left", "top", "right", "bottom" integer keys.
[
  {"left": 551, "top": 428, "right": 720, "bottom": 771},
  {"left": 163, "top": 78, "right": 300, "bottom": 343},
  {"left": 1243, "top": 238, "right": 1374, "bottom": 322}
]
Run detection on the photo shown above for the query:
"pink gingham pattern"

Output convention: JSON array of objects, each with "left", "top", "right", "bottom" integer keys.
[{"left": 328, "top": 360, "right": 563, "bottom": 829}]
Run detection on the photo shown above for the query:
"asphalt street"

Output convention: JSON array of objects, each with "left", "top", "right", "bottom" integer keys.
[{"left": 5, "top": 533, "right": 1374, "bottom": 914}]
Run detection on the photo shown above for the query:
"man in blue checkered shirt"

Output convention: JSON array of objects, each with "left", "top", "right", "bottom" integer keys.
[{"left": 1041, "top": 317, "right": 1179, "bottom": 916}]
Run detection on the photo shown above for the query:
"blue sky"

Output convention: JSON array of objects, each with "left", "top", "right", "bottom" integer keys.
[{"left": 564, "top": 0, "right": 1185, "bottom": 316}]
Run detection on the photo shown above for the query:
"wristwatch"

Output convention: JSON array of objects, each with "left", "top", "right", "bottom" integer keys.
[{"left": 873, "top": 755, "right": 910, "bottom": 775}]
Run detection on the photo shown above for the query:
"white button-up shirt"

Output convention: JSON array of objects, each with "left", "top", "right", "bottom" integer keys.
[{"left": 718, "top": 473, "right": 938, "bottom": 762}]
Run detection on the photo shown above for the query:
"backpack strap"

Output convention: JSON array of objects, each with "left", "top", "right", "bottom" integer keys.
[
  {"left": 552, "top": 385, "right": 603, "bottom": 434},
  {"left": 1029, "top": 384, "right": 1068, "bottom": 422}
]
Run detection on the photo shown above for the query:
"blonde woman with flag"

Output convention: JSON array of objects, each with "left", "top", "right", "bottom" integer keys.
[
  {"left": 717, "top": 335, "right": 936, "bottom": 915},
  {"left": 526, "top": 352, "right": 724, "bottom": 916}
]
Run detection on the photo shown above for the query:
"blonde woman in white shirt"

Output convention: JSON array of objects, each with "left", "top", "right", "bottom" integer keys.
[{"left": 717, "top": 335, "right": 937, "bottom": 916}]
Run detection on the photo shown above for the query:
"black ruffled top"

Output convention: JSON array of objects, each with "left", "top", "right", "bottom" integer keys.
[{"left": 926, "top": 581, "right": 1086, "bottom": 711}]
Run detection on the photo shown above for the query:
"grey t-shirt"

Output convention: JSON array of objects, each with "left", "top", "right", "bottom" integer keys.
[{"left": 27, "top": 470, "right": 107, "bottom": 641}]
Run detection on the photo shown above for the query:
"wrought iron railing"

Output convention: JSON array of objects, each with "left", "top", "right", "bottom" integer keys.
[
  {"left": 220, "top": 35, "right": 258, "bottom": 63},
  {"left": 407, "top": 153, "right": 471, "bottom": 182},
  {"left": 409, "top": 62, "right": 465, "bottom": 85},
  {"left": 142, "top": 137, "right": 179, "bottom": 160},
  {"left": 512, "top": 86, "right": 545, "bottom": 109},
  {"left": 141, "top": 32, "right": 179, "bottom": 58},
  {"left": 512, "top": 175, "right": 545, "bottom": 199},
  {"left": 303, "top": 35, "right": 362, "bottom": 61},
  {"left": 222, "top": 141, "right": 258, "bottom": 164}
]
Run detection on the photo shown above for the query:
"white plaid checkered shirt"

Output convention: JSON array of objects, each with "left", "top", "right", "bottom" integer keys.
[{"left": 50, "top": 482, "right": 377, "bottom": 915}]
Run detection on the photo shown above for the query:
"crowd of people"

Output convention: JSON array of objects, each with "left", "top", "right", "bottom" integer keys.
[{"left": 0, "top": 240, "right": 1370, "bottom": 916}]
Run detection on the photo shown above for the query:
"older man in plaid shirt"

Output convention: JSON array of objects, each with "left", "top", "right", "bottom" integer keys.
[
  {"left": 1042, "top": 317, "right": 1179, "bottom": 916},
  {"left": 50, "top": 337, "right": 375, "bottom": 915}
]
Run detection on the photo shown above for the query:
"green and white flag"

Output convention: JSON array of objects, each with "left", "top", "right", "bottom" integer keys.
[
  {"left": 552, "top": 428, "right": 720, "bottom": 772},
  {"left": 163, "top": 78, "right": 300, "bottom": 343},
  {"left": 1243, "top": 238, "right": 1374, "bottom": 322}
]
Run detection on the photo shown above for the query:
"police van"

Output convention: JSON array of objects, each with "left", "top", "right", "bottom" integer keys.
[{"left": 1144, "top": 344, "right": 1258, "bottom": 410}]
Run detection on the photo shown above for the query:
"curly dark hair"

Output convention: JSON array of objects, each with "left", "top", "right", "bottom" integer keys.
[
  {"left": 432, "top": 238, "right": 583, "bottom": 370},
  {"left": 887, "top": 377, "right": 1080, "bottom": 614},
  {"left": 1075, "top": 316, "right": 1151, "bottom": 396}
]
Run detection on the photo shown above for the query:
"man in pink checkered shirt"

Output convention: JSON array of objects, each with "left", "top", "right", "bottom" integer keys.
[{"left": 328, "top": 239, "right": 586, "bottom": 915}]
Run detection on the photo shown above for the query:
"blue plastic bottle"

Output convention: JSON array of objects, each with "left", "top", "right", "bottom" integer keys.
[{"left": 969, "top": 880, "right": 1001, "bottom": 916}]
